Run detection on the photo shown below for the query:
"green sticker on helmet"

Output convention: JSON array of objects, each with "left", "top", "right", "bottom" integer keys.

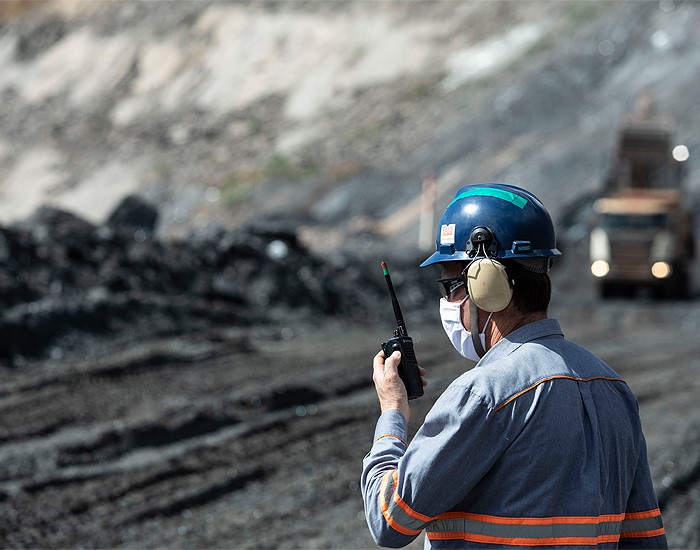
[{"left": 448, "top": 188, "right": 528, "bottom": 209}]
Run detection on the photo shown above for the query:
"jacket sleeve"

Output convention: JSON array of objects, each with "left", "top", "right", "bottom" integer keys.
[
  {"left": 619, "top": 434, "right": 668, "bottom": 549},
  {"left": 360, "top": 385, "right": 509, "bottom": 548}
]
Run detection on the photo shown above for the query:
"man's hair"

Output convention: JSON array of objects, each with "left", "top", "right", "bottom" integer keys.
[{"left": 503, "top": 260, "right": 552, "bottom": 314}]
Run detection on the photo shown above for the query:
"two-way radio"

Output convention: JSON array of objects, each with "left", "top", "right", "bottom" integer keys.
[{"left": 380, "top": 261, "right": 424, "bottom": 400}]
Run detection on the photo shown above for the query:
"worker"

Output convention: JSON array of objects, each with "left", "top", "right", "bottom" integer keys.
[{"left": 361, "top": 183, "right": 667, "bottom": 548}]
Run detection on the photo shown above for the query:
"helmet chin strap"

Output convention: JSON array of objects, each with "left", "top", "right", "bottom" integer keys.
[{"left": 470, "top": 298, "right": 487, "bottom": 358}]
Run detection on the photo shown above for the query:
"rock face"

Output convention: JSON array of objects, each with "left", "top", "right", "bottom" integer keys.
[
  {"left": 106, "top": 195, "right": 159, "bottom": 234},
  {"left": 2, "top": 2, "right": 700, "bottom": 244},
  {"left": 0, "top": 198, "right": 401, "bottom": 365}
]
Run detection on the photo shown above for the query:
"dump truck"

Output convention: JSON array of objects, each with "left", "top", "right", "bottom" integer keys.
[
  {"left": 589, "top": 100, "right": 695, "bottom": 298},
  {"left": 590, "top": 189, "right": 695, "bottom": 297}
]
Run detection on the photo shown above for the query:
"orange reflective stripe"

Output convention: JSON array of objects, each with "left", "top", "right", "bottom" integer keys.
[
  {"left": 621, "top": 528, "right": 666, "bottom": 539},
  {"left": 620, "top": 507, "right": 664, "bottom": 539},
  {"left": 379, "top": 468, "right": 663, "bottom": 544},
  {"left": 624, "top": 507, "right": 661, "bottom": 520},
  {"left": 426, "top": 508, "right": 664, "bottom": 545},
  {"left": 435, "top": 511, "right": 626, "bottom": 525},
  {"left": 378, "top": 470, "right": 393, "bottom": 515},
  {"left": 429, "top": 532, "right": 622, "bottom": 546},
  {"left": 374, "top": 433, "right": 407, "bottom": 446},
  {"left": 391, "top": 471, "right": 434, "bottom": 524},
  {"left": 496, "top": 375, "right": 626, "bottom": 411},
  {"left": 379, "top": 470, "right": 423, "bottom": 536},
  {"left": 382, "top": 511, "right": 422, "bottom": 536}
]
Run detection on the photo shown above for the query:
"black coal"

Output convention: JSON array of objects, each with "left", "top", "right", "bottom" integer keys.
[{"left": 0, "top": 196, "right": 397, "bottom": 365}]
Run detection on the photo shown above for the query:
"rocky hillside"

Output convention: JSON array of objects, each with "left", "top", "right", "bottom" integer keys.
[{"left": 0, "top": 0, "right": 698, "bottom": 250}]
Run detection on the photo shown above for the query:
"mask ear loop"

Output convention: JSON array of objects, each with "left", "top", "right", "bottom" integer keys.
[
  {"left": 469, "top": 299, "right": 486, "bottom": 358},
  {"left": 468, "top": 242, "right": 488, "bottom": 359}
]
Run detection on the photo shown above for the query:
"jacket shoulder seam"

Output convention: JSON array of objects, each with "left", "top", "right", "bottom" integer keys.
[{"left": 495, "top": 375, "right": 627, "bottom": 412}]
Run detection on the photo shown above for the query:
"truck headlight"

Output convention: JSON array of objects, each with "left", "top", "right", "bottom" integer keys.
[
  {"left": 591, "top": 260, "right": 610, "bottom": 278},
  {"left": 651, "top": 262, "right": 672, "bottom": 279}
]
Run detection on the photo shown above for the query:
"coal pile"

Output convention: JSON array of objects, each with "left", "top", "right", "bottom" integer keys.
[{"left": 0, "top": 196, "right": 393, "bottom": 366}]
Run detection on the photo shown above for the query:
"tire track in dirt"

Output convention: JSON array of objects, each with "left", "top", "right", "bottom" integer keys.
[{"left": 0, "top": 324, "right": 396, "bottom": 547}]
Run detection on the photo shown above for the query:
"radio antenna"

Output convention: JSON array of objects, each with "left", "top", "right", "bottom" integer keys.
[{"left": 381, "top": 261, "right": 407, "bottom": 336}]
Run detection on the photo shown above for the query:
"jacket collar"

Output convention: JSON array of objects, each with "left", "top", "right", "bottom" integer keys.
[{"left": 478, "top": 318, "right": 564, "bottom": 366}]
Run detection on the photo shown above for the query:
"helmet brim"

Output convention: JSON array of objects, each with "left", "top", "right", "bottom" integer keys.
[
  {"left": 419, "top": 250, "right": 471, "bottom": 267},
  {"left": 420, "top": 248, "right": 562, "bottom": 268}
]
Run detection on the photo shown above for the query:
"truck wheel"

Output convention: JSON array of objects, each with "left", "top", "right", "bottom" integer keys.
[
  {"left": 600, "top": 281, "right": 622, "bottom": 298},
  {"left": 671, "top": 268, "right": 690, "bottom": 299},
  {"left": 656, "top": 267, "right": 689, "bottom": 299}
]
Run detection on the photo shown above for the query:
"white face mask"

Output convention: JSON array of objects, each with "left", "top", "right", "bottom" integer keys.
[{"left": 439, "top": 297, "right": 492, "bottom": 362}]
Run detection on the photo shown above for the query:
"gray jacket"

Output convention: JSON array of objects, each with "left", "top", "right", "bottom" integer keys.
[{"left": 361, "top": 319, "right": 667, "bottom": 549}]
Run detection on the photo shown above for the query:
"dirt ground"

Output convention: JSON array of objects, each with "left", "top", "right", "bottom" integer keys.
[{"left": 0, "top": 254, "right": 698, "bottom": 549}]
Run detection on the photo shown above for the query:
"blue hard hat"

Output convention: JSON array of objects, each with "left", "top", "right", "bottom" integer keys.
[{"left": 420, "top": 183, "right": 561, "bottom": 269}]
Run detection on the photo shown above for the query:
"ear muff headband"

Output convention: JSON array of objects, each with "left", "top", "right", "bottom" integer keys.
[{"left": 466, "top": 258, "right": 513, "bottom": 313}]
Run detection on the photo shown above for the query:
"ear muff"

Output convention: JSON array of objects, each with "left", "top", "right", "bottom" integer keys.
[{"left": 466, "top": 258, "right": 513, "bottom": 312}]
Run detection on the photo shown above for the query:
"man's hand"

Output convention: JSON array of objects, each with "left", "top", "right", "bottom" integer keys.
[{"left": 372, "top": 350, "right": 427, "bottom": 424}]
